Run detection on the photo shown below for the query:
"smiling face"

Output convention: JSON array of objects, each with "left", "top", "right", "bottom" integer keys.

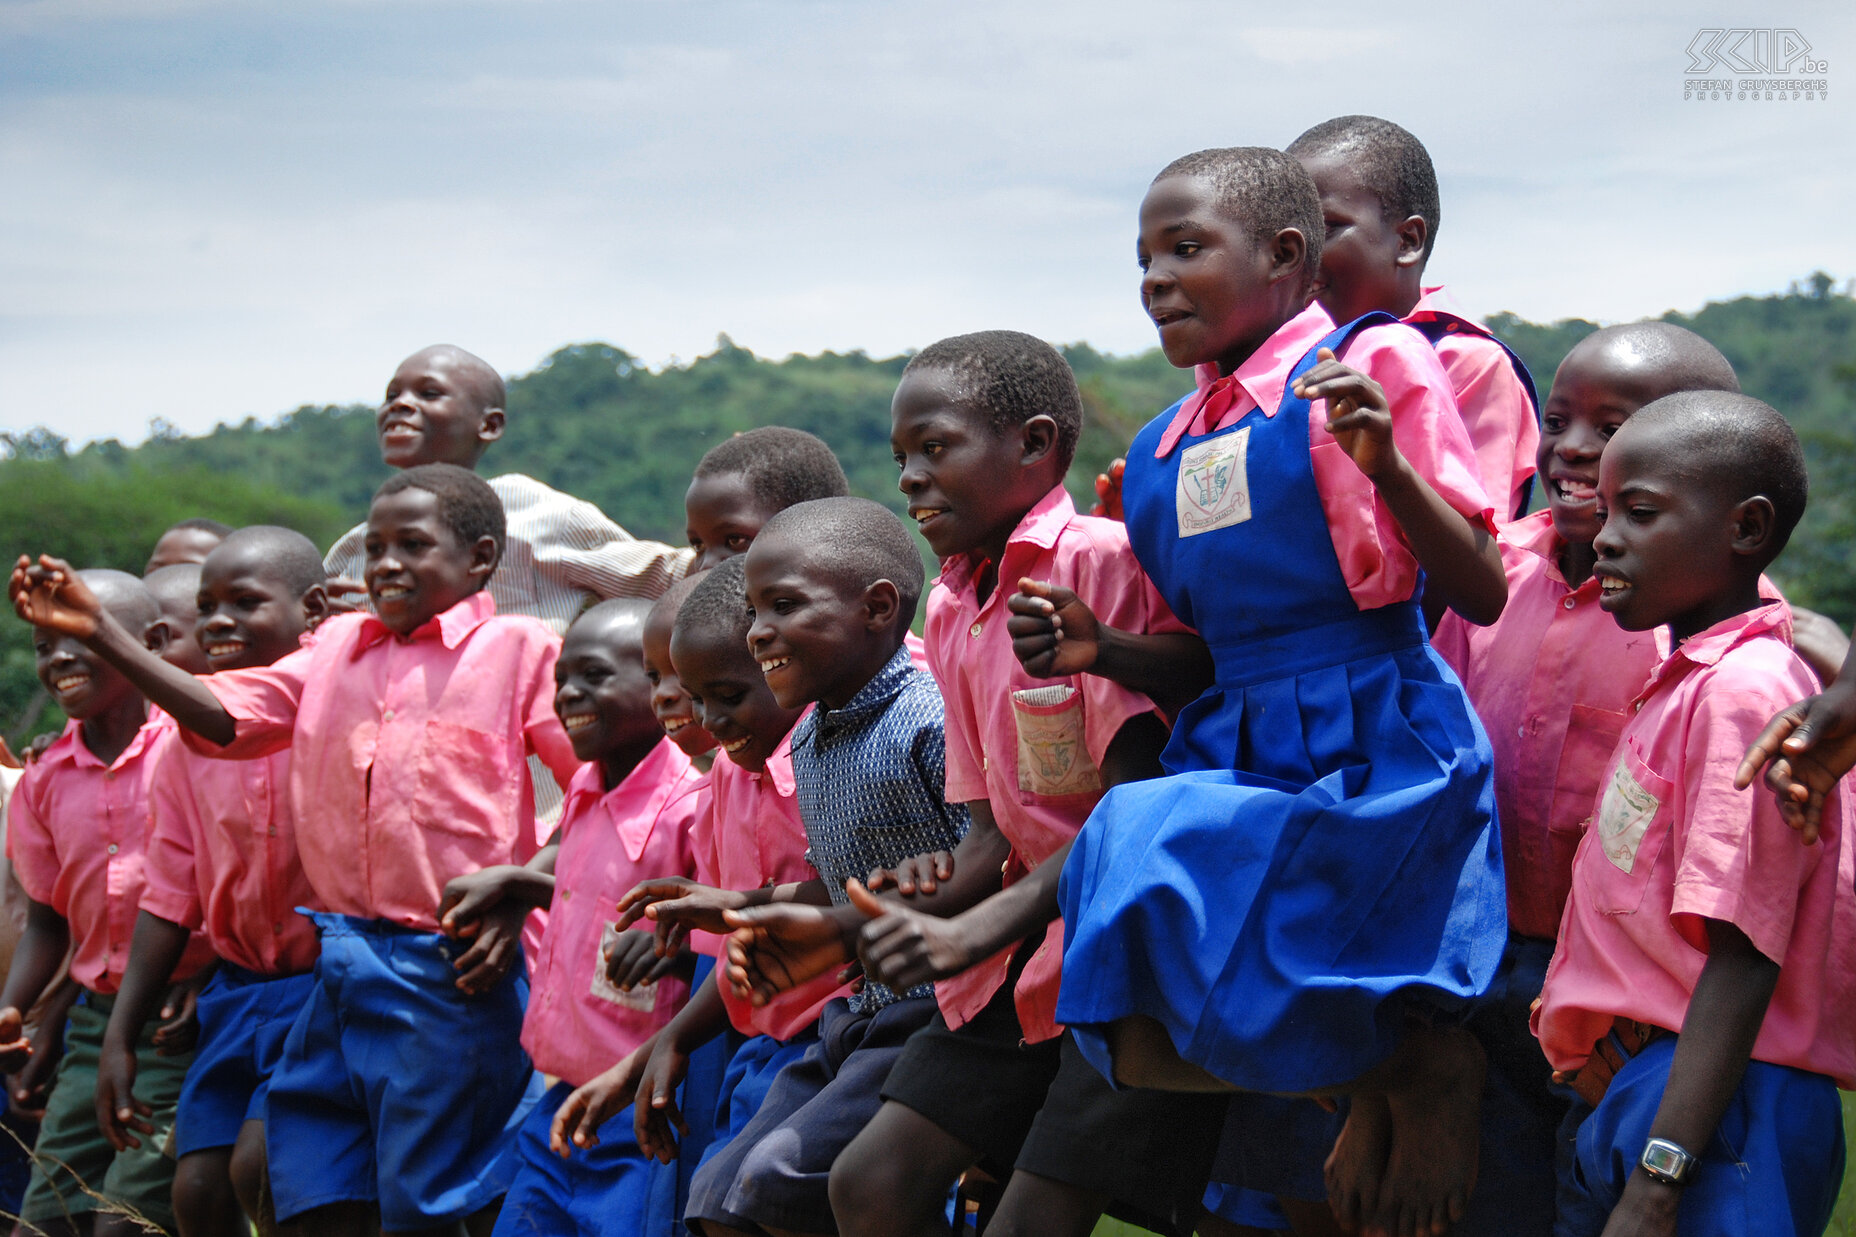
[
  {"left": 643, "top": 604, "right": 715, "bottom": 757},
  {"left": 195, "top": 544, "right": 320, "bottom": 673},
  {"left": 1591, "top": 420, "right": 1758, "bottom": 641},
  {"left": 669, "top": 623, "right": 805, "bottom": 775},
  {"left": 34, "top": 628, "right": 138, "bottom": 723},
  {"left": 363, "top": 487, "right": 495, "bottom": 634},
  {"left": 1538, "top": 338, "right": 1671, "bottom": 546},
  {"left": 376, "top": 349, "right": 504, "bottom": 469},
  {"left": 556, "top": 615, "right": 661, "bottom": 776},
  {"left": 685, "top": 471, "right": 777, "bottom": 572},
  {"left": 744, "top": 532, "right": 893, "bottom": 711},
  {"left": 892, "top": 370, "right": 1046, "bottom": 564},
  {"left": 145, "top": 565, "right": 212, "bottom": 675},
  {"left": 1138, "top": 173, "right": 1305, "bottom": 376},
  {"left": 1296, "top": 150, "right": 1422, "bottom": 325}
]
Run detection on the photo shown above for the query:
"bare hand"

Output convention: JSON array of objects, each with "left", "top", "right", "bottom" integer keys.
[
  {"left": 0, "top": 1007, "right": 30, "bottom": 1077},
  {"left": 852, "top": 880, "right": 978, "bottom": 990},
  {"left": 1093, "top": 458, "right": 1127, "bottom": 521},
  {"left": 616, "top": 878, "right": 745, "bottom": 954},
  {"left": 603, "top": 928, "right": 684, "bottom": 990},
  {"left": 721, "top": 901, "right": 859, "bottom": 1005},
  {"left": 549, "top": 1043, "right": 651, "bottom": 1157},
  {"left": 10, "top": 1009, "right": 64, "bottom": 1116},
  {"left": 152, "top": 975, "right": 207, "bottom": 1054},
  {"left": 0, "top": 736, "right": 18, "bottom": 770},
  {"left": 10, "top": 555, "right": 103, "bottom": 639},
  {"left": 440, "top": 866, "right": 519, "bottom": 938},
  {"left": 1007, "top": 579, "right": 1101, "bottom": 678},
  {"left": 450, "top": 901, "right": 526, "bottom": 995},
  {"left": 1596, "top": 1172, "right": 1681, "bottom": 1237},
  {"left": 1733, "top": 680, "right": 1856, "bottom": 844},
  {"left": 865, "top": 851, "right": 955, "bottom": 897},
  {"left": 1293, "top": 349, "right": 1399, "bottom": 480},
  {"left": 633, "top": 1037, "right": 692, "bottom": 1162},
  {"left": 95, "top": 1039, "right": 154, "bottom": 1151}
]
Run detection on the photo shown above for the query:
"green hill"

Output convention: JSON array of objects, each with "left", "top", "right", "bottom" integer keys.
[{"left": 5, "top": 277, "right": 1854, "bottom": 745}]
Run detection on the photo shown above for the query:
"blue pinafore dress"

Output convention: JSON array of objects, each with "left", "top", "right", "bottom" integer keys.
[{"left": 1055, "top": 315, "right": 1506, "bottom": 1094}]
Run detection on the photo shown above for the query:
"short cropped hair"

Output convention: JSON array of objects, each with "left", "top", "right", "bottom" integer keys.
[
  {"left": 694, "top": 427, "right": 850, "bottom": 513},
  {"left": 166, "top": 517, "right": 235, "bottom": 538},
  {"left": 673, "top": 556, "right": 751, "bottom": 647},
  {"left": 213, "top": 525, "right": 329, "bottom": 597},
  {"left": 902, "top": 331, "right": 1084, "bottom": 468},
  {"left": 756, "top": 497, "right": 925, "bottom": 627},
  {"left": 648, "top": 570, "right": 709, "bottom": 633},
  {"left": 571, "top": 597, "right": 652, "bottom": 645},
  {"left": 1628, "top": 391, "right": 1808, "bottom": 559},
  {"left": 375, "top": 464, "right": 506, "bottom": 566},
  {"left": 1288, "top": 115, "right": 1441, "bottom": 264},
  {"left": 416, "top": 345, "right": 506, "bottom": 412},
  {"left": 1155, "top": 147, "right": 1324, "bottom": 293},
  {"left": 1574, "top": 322, "right": 1741, "bottom": 398},
  {"left": 143, "top": 563, "right": 202, "bottom": 619},
  {"left": 82, "top": 569, "right": 159, "bottom": 631}
]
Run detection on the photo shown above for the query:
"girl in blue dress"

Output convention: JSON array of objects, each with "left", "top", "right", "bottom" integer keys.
[{"left": 1009, "top": 147, "right": 1509, "bottom": 1237}]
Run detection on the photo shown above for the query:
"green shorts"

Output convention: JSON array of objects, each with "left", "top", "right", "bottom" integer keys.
[{"left": 18, "top": 990, "right": 193, "bottom": 1232}]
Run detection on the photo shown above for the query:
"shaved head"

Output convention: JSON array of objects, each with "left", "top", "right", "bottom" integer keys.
[
  {"left": 1563, "top": 322, "right": 1740, "bottom": 402},
  {"left": 208, "top": 525, "right": 328, "bottom": 597},
  {"left": 82, "top": 569, "right": 159, "bottom": 631},
  {"left": 1622, "top": 391, "right": 1806, "bottom": 560},
  {"left": 571, "top": 597, "right": 653, "bottom": 650},
  {"left": 405, "top": 344, "right": 505, "bottom": 412}
]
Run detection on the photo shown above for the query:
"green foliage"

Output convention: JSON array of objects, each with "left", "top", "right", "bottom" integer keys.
[{"left": 4, "top": 281, "right": 1853, "bottom": 744}]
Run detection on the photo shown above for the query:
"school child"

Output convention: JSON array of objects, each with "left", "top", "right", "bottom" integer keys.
[
  {"left": 644, "top": 573, "right": 719, "bottom": 765},
  {"left": 143, "top": 561, "right": 212, "bottom": 674},
  {"left": 146, "top": 517, "right": 233, "bottom": 575},
  {"left": 0, "top": 568, "right": 217, "bottom": 1236},
  {"left": 1427, "top": 323, "right": 1741, "bottom": 1235},
  {"left": 1287, "top": 115, "right": 1540, "bottom": 524},
  {"left": 435, "top": 598, "right": 709, "bottom": 1237},
  {"left": 95, "top": 526, "right": 331, "bottom": 1237},
  {"left": 1532, "top": 391, "right": 1855, "bottom": 1237},
  {"left": 550, "top": 556, "right": 840, "bottom": 1203},
  {"left": 324, "top": 344, "right": 692, "bottom": 628},
  {"left": 11, "top": 463, "right": 584, "bottom": 1236},
  {"left": 685, "top": 427, "right": 850, "bottom": 571},
  {"left": 1007, "top": 146, "right": 1508, "bottom": 1237},
  {"left": 724, "top": 331, "right": 1228, "bottom": 1237}
]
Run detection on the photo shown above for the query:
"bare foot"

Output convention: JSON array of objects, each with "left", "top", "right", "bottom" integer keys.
[
  {"left": 1324, "top": 1094, "right": 1390, "bottom": 1232},
  {"left": 1367, "top": 1025, "right": 1485, "bottom": 1237},
  {"left": 1106, "top": 1016, "right": 1236, "bottom": 1092}
]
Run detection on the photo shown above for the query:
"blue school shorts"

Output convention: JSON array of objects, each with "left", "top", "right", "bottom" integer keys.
[
  {"left": 265, "top": 912, "right": 545, "bottom": 1229},
  {"left": 1556, "top": 1035, "right": 1843, "bottom": 1237},
  {"left": 644, "top": 955, "right": 746, "bottom": 1237},
  {"left": 494, "top": 1080, "right": 670, "bottom": 1237},
  {"left": 175, "top": 964, "right": 314, "bottom": 1158},
  {"left": 687, "top": 995, "right": 936, "bottom": 1235}
]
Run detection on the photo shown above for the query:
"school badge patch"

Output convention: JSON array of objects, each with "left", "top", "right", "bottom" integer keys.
[
  {"left": 1597, "top": 760, "right": 1660, "bottom": 874},
  {"left": 1176, "top": 427, "right": 1251, "bottom": 538}
]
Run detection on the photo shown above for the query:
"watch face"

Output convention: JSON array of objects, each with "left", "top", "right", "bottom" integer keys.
[{"left": 1641, "top": 1138, "right": 1695, "bottom": 1183}]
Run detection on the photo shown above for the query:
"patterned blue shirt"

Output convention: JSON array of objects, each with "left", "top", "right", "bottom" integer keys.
[{"left": 790, "top": 645, "right": 971, "bottom": 1011}]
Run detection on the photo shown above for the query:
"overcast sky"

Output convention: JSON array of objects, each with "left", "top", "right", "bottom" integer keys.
[{"left": 3, "top": 0, "right": 1850, "bottom": 445}]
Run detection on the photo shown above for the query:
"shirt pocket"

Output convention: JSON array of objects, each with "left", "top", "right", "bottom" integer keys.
[
  {"left": 1011, "top": 685, "right": 1102, "bottom": 803},
  {"left": 1547, "top": 703, "right": 1633, "bottom": 904},
  {"left": 412, "top": 720, "right": 521, "bottom": 839},
  {"left": 1588, "top": 739, "right": 1674, "bottom": 915}
]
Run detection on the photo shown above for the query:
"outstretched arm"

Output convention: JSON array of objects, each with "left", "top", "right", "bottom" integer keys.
[
  {"left": 1005, "top": 580, "right": 1211, "bottom": 711},
  {"left": 1292, "top": 352, "right": 1507, "bottom": 626},
  {"left": 1734, "top": 662, "right": 1856, "bottom": 844},
  {"left": 10, "top": 555, "right": 236, "bottom": 745}
]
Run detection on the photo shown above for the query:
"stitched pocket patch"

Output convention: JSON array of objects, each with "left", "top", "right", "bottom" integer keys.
[
  {"left": 1596, "top": 760, "right": 1661, "bottom": 874},
  {"left": 1011, "top": 685, "right": 1102, "bottom": 798}
]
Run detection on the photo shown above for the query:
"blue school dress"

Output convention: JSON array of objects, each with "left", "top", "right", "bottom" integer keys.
[{"left": 1055, "top": 315, "right": 1506, "bottom": 1093}]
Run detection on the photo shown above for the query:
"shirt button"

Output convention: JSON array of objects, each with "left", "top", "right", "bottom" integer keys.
[
  {"left": 383, "top": 709, "right": 395, "bottom": 722},
  {"left": 1563, "top": 597, "right": 1576, "bottom": 610},
  {"left": 104, "top": 771, "right": 116, "bottom": 782},
  {"left": 1517, "top": 725, "right": 1526, "bottom": 738},
  {"left": 107, "top": 844, "right": 119, "bottom": 855},
  {"left": 970, "top": 622, "right": 983, "bottom": 638}
]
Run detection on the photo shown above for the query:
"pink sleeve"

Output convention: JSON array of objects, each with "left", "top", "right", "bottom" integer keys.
[
  {"left": 1434, "top": 334, "right": 1540, "bottom": 522},
  {"left": 1314, "top": 325, "right": 1498, "bottom": 609},
  {"left": 139, "top": 747, "right": 205, "bottom": 931},
  {"left": 3, "top": 769, "right": 58, "bottom": 909},
  {"left": 1669, "top": 659, "right": 1822, "bottom": 963},
  {"left": 185, "top": 641, "right": 318, "bottom": 760}
]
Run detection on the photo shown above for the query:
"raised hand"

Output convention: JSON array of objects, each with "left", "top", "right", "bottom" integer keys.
[
  {"left": 1007, "top": 579, "right": 1102, "bottom": 678},
  {"left": 9, "top": 555, "right": 104, "bottom": 639},
  {"left": 865, "top": 851, "right": 955, "bottom": 897},
  {"left": 1293, "top": 348, "right": 1399, "bottom": 481},
  {"left": 1734, "top": 679, "right": 1856, "bottom": 844},
  {"left": 1093, "top": 458, "right": 1127, "bottom": 521}
]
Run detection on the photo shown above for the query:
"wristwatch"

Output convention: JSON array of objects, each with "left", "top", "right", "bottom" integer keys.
[{"left": 1639, "top": 1137, "right": 1698, "bottom": 1186}]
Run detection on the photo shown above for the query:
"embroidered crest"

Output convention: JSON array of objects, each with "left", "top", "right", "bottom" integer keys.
[
  {"left": 1176, "top": 428, "right": 1251, "bottom": 538},
  {"left": 1596, "top": 760, "right": 1660, "bottom": 874}
]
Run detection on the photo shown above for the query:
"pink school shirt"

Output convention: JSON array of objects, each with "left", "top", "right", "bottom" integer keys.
[
  {"left": 5, "top": 720, "right": 215, "bottom": 994},
  {"left": 690, "top": 722, "right": 849, "bottom": 1041},
  {"left": 1532, "top": 602, "right": 1856, "bottom": 1086},
  {"left": 186, "top": 592, "right": 582, "bottom": 932},
  {"left": 140, "top": 727, "right": 322, "bottom": 975},
  {"left": 1173, "top": 303, "right": 1495, "bottom": 610},
  {"left": 928, "top": 486, "right": 1182, "bottom": 1043},
  {"left": 1406, "top": 285, "right": 1540, "bottom": 525},
  {"left": 1432, "top": 511, "right": 1663, "bottom": 939},
  {"left": 523, "top": 744, "right": 707, "bottom": 1086}
]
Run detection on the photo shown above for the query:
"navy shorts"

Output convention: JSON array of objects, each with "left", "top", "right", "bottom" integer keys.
[
  {"left": 175, "top": 965, "right": 314, "bottom": 1157},
  {"left": 687, "top": 995, "right": 936, "bottom": 1235},
  {"left": 1556, "top": 1035, "right": 1843, "bottom": 1237},
  {"left": 494, "top": 1080, "right": 671, "bottom": 1237},
  {"left": 265, "top": 913, "right": 544, "bottom": 1229}
]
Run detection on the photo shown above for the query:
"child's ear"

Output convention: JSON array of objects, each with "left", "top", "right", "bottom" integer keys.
[
  {"left": 1266, "top": 227, "right": 1308, "bottom": 287},
  {"left": 143, "top": 619, "right": 173, "bottom": 656},
  {"left": 299, "top": 584, "right": 331, "bottom": 632},
  {"left": 1394, "top": 215, "right": 1428, "bottom": 269},
  {"left": 862, "top": 580, "right": 902, "bottom": 632},
  {"left": 1730, "top": 495, "right": 1777, "bottom": 557},
  {"left": 477, "top": 407, "right": 506, "bottom": 447},
  {"left": 468, "top": 535, "right": 500, "bottom": 580},
  {"left": 1019, "top": 415, "right": 1059, "bottom": 468}
]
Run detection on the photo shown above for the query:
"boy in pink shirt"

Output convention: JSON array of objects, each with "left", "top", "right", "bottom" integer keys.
[
  {"left": 1288, "top": 115, "right": 1540, "bottom": 525},
  {"left": 1429, "top": 323, "right": 1742, "bottom": 1235},
  {"left": 12, "top": 464, "right": 583, "bottom": 1237},
  {"left": 96, "top": 526, "right": 333, "bottom": 1237},
  {"left": 0, "top": 568, "right": 216, "bottom": 1236},
  {"left": 438, "top": 599, "right": 709, "bottom": 1237},
  {"left": 1532, "top": 392, "right": 1854, "bottom": 1237}
]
